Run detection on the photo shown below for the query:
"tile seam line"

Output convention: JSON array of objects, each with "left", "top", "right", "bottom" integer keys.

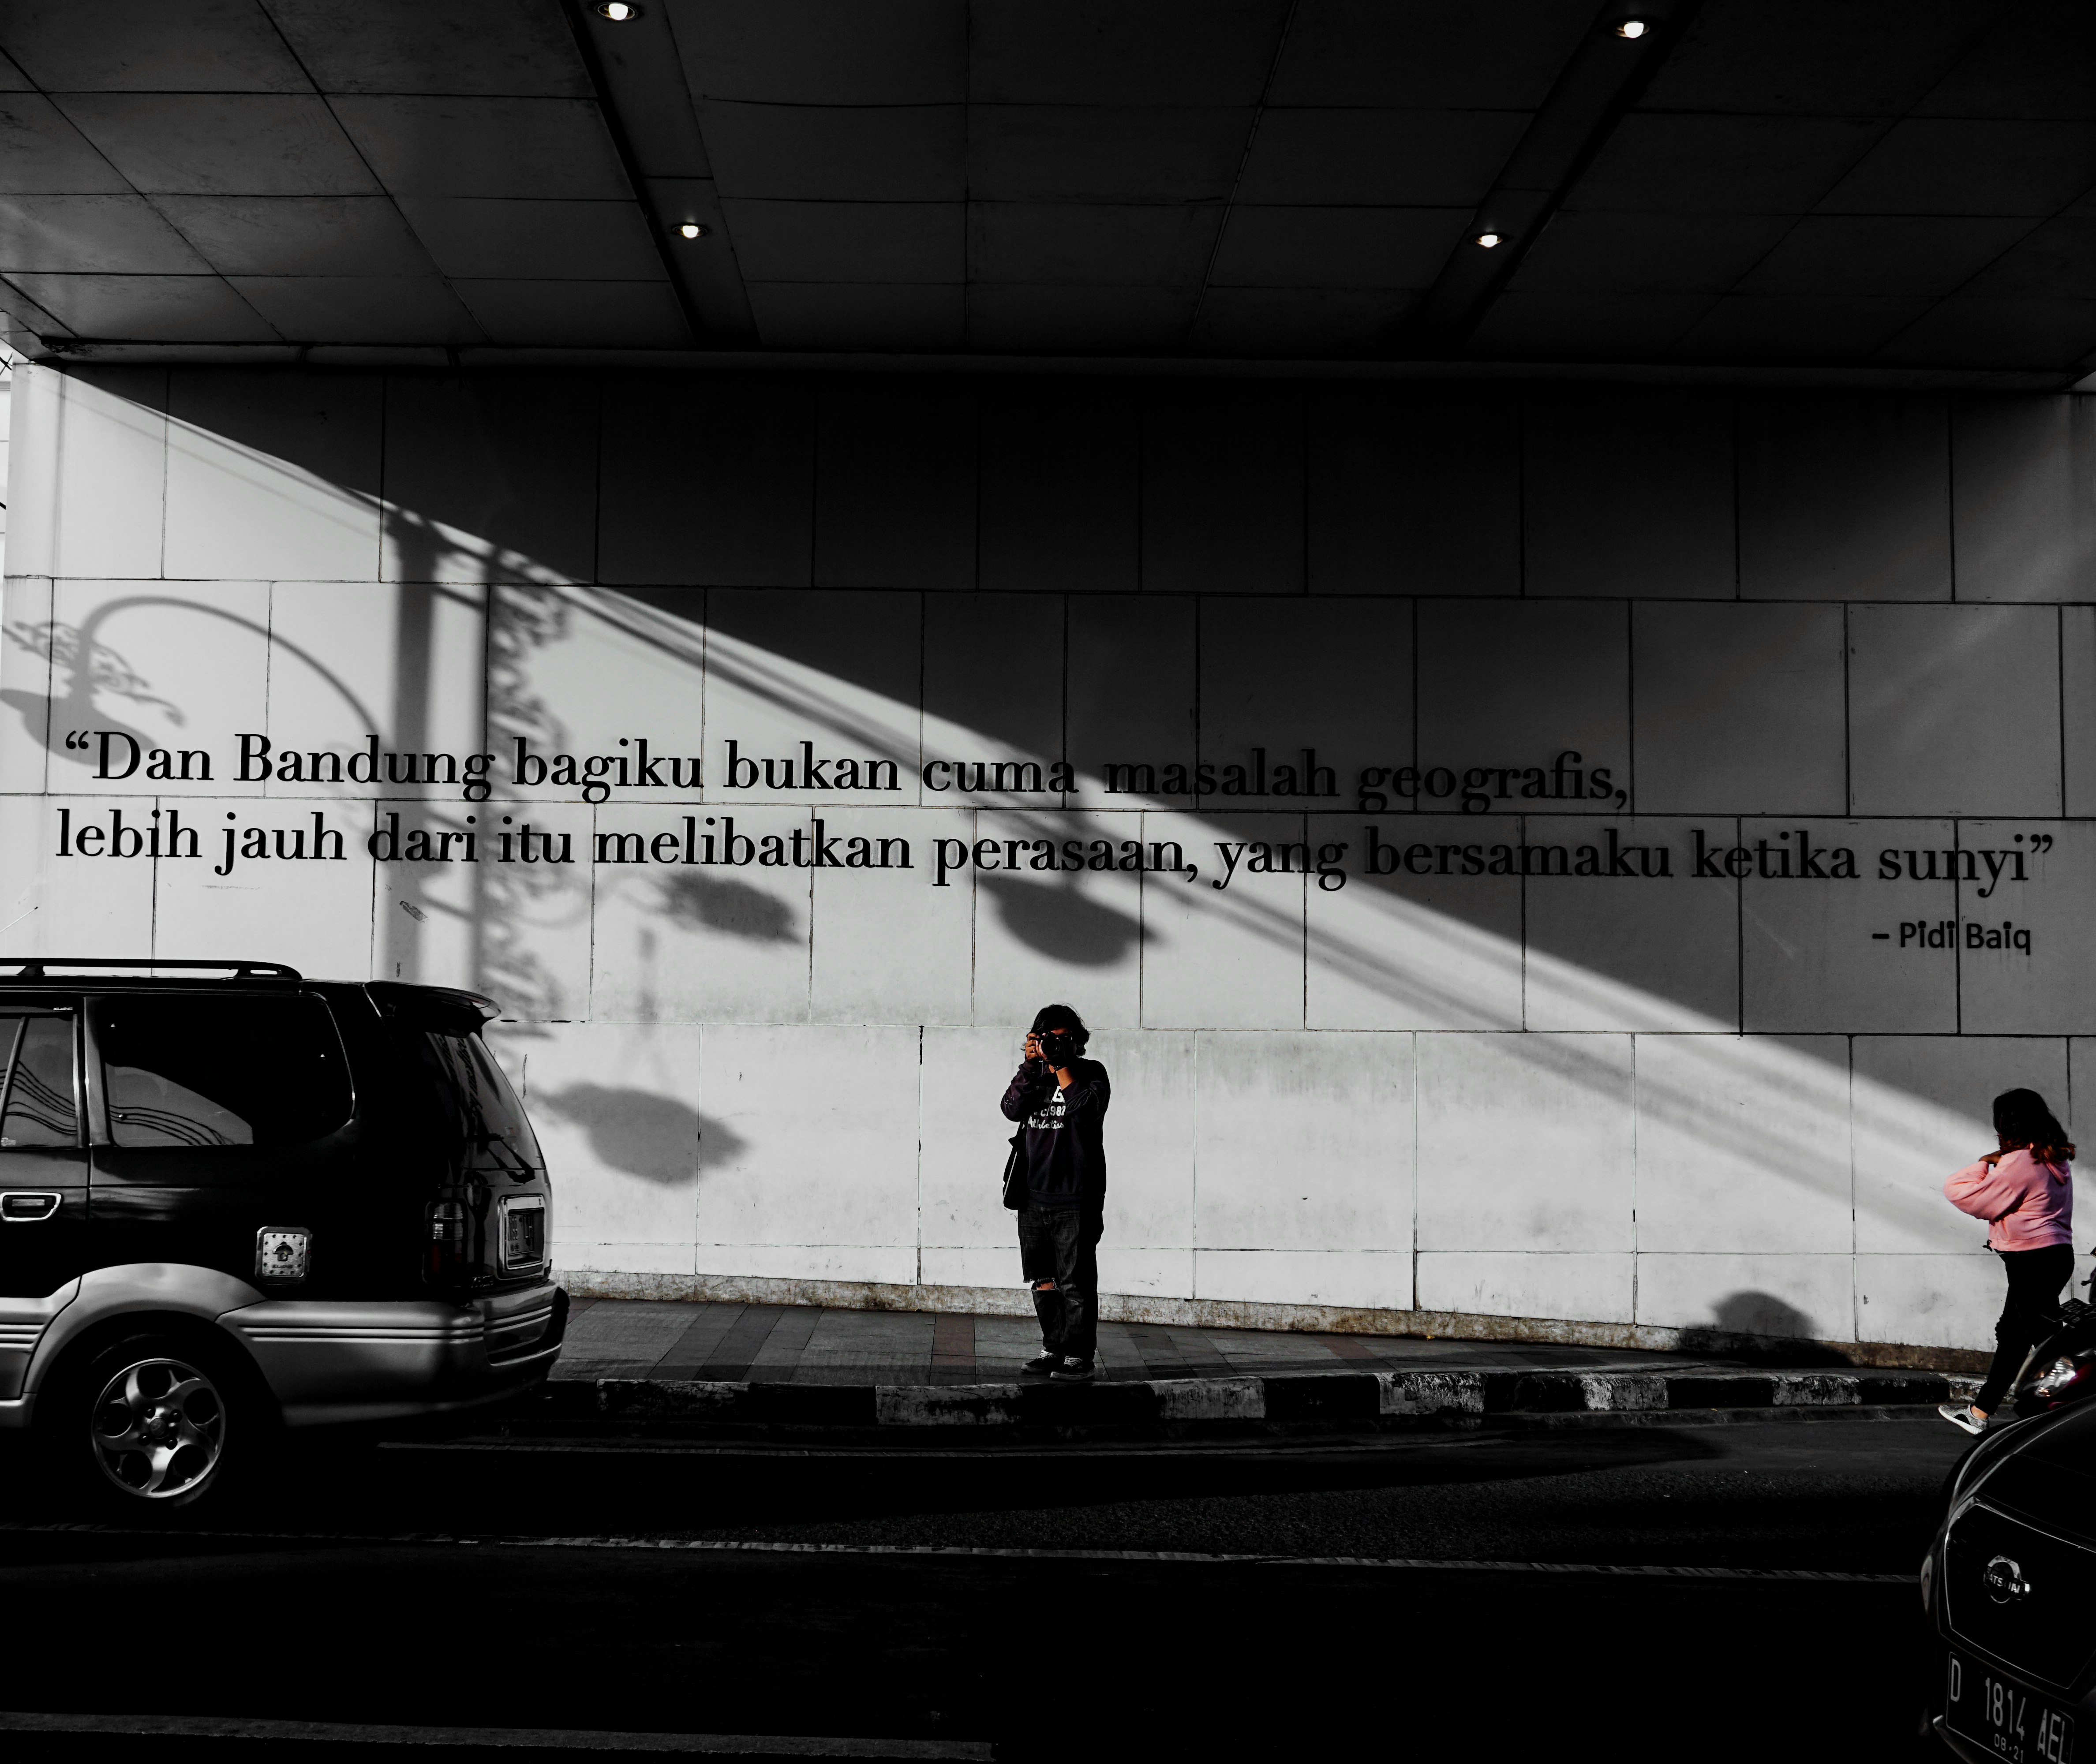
[
  {"left": 54, "top": 584, "right": 2096, "bottom": 607},
  {"left": 1184, "top": 0, "right": 1304, "bottom": 347}
]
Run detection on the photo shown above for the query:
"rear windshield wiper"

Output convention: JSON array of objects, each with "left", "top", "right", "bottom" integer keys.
[{"left": 466, "top": 1129, "right": 534, "bottom": 1179}]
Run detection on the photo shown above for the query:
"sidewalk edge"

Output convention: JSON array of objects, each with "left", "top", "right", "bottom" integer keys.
[{"left": 553, "top": 1365, "right": 1984, "bottom": 1428}]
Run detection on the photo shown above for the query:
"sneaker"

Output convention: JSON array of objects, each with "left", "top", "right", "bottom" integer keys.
[
  {"left": 1020, "top": 1353, "right": 1061, "bottom": 1377},
  {"left": 1939, "top": 1401, "right": 1988, "bottom": 1436},
  {"left": 1050, "top": 1358, "right": 1096, "bottom": 1383}
]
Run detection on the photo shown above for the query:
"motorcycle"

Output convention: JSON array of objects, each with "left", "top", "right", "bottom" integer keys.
[{"left": 2010, "top": 1282, "right": 2096, "bottom": 1415}]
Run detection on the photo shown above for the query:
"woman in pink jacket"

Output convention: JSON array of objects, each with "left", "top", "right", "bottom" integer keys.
[{"left": 1938, "top": 1088, "right": 2076, "bottom": 1435}]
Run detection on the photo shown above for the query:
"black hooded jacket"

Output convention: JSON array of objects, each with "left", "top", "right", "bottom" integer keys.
[{"left": 1000, "top": 1057, "right": 1110, "bottom": 1207}]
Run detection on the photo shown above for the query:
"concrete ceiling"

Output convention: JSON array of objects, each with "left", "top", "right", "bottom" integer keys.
[{"left": 0, "top": 0, "right": 2090, "bottom": 378}]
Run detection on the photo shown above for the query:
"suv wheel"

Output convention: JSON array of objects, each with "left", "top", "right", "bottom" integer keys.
[{"left": 67, "top": 1334, "right": 244, "bottom": 1510}]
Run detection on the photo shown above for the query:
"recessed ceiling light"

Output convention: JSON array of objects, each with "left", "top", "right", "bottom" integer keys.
[
  {"left": 1475, "top": 232, "right": 1501, "bottom": 248},
  {"left": 1614, "top": 18, "right": 1648, "bottom": 37},
  {"left": 677, "top": 222, "right": 706, "bottom": 239},
  {"left": 595, "top": 2, "right": 640, "bottom": 19}
]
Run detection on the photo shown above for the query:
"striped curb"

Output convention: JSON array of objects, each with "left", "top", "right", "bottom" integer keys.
[{"left": 549, "top": 1364, "right": 1981, "bottom": 1430}]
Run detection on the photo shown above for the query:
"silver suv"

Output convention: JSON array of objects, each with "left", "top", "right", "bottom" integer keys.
[{"left": 0, "top": 960, "right": 564, "bottom": 1508}]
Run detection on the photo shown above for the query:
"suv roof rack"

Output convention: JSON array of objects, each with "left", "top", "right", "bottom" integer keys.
[{"left": 0, "top": 958, "right": 303, "bottom": 980}]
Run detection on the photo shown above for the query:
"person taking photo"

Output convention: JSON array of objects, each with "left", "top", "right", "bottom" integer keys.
[{"left": 1000, "top": 1005, "right": 1110, "bottom": 1383}]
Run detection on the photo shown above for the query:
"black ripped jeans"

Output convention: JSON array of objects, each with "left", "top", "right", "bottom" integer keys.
[
  {"left": 1018, "top": 1204, "right": 1104, "bottom": 1362},
  {"left": 1976, "top": 1243, "right": 2075, "bottom": 1413}
]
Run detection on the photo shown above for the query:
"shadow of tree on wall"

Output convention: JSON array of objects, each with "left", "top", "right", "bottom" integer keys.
[
  {"left": 605, "top": 595, "right": 1152, "bottom": 968},
  {"left": 476, "top": 576, "right": 584, "bottom": 1027},
  {"left": 528, "top": 585, "right": 1153, "bottom": 966},
  {"left": 531, "top": 1081, "right": 743, "bottom": 1184},
  {"left": 3, "top": 600, "right": 384, "bottom": 775},
  {"left": 2, "top": 617, "right": 179, "bottom": 772},
  {"left": 659, "top": 871, "right": 798, "bottom": 942},
  {"left": 979, "top": 873, "right": 1139, "bottom": 966}
]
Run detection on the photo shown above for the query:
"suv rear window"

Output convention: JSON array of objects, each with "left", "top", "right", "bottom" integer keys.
[
  {"left": 94, "top": 994, "right": 352, "bottom": 1149},
  {"left": 0, "top": 1016, "right": 76, "bottom": 1147},
  {"left": 420, "top": 1032, "right": 540, "bottom": 1165}
]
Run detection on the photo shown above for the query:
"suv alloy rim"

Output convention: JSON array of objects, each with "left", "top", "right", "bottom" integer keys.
[{"left": 90, "top": 1357, "right": 227, "bottom": 1499}]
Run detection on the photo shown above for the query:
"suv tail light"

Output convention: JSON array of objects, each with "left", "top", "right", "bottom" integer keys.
[{"left": 425, "top": 1198, "right": 470, "bottom": 1289}]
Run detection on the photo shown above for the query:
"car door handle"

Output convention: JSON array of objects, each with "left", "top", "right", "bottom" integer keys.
[{"left": 0, "top": 1192, "right": 60, "bottom": 1222}]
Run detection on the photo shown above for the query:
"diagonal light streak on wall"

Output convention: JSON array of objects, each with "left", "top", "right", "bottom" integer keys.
[{"left": 543, "top": 584, "right": 2023, "bottom": 1271}]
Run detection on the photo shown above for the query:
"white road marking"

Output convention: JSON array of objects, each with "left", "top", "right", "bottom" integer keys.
[
  {"left": 0, "top": 1711, "right": 988, "bottom": 1756},
  {"left": 0, "top": 1519, "right": 1912, "bottom": 1583},
  {"left": 506, "top": 1535, "right": 1916, "bottom": 1584}
]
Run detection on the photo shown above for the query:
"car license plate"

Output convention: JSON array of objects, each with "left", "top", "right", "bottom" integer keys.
[{"left": 1948, "top": 1652, "right": 2076, "bottom": 1762}]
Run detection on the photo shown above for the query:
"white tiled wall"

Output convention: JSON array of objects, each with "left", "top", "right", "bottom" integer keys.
[
  {"left": 1951, "top": 396, "right": 2095, "bottom": 605},
  {"left": 1416, "top": 598, "right": 1630, "bottom": 785},
  {"left": 1738, "top": 393, "right": 1950, "bottom": 602},
  {"left": 1632, "top": 1034, "right": 1853, "bottom": 1260},
  {"left": 6, "top": 362, "right": 2094, "bottom": 1356},
  {"left": 1523, "top": 390, "right": 1734, "bottom": 600},
  {"left": 1740, "top": 818, "right": 1961, "bottom": 1034},
  {"left": 1191, "top": 1031, "right": 1414, "bottom": 1257},
  {"left": 1307, "top": 386, "right": 1520, "bottom": 599},
  {"left": 977, "top": 379, "right": 1139, "bottom": 594},
  {"left": 1199, "top": 595, "right": 1411, "bottom": 779},
  {"left": 379, "top": 372, "right": 598, "bottom": 587},
  {"left": 1631, "top": 603, "right": 1847, "bottom": 814},
  {"left": 1087, "top": 1027, "right": 1196, "bottom": 1296},
  {"left": 1066, "top": 594, "right": 1195, "bottom": 795},
  {"left": 971, "top": 809, "right": 1144, "bottom": 1029},
  {"left": 1521, "top": 816, "right": 1738, "bottom": 1031},
  {"left": 1137, "top": 811, "right": 1305, "bottom": 1030},
  {"left": 590, "top": 802, "right": 812, "bottom": 1024},
  {"left": 1304, "top": 815, "right": 1524, "bottom": 1031},
  {"left": 1847, "top": 603, "right": 2062, "bottom": 817},
  {"left": 496, "top": 1020, "right": 707, "bottom": 1277},
  {"left": 164, "top": 370, "right": 383, "bottom": 582},
  {"left": 1417, "top": 1031, "right": 1636, "bottom": 1258},
  {"left": 692, "top": 1023, "right": 921, "bottom": 1287}
]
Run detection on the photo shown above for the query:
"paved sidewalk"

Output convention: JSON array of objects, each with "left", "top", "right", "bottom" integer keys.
[
  {"left": 551, "top": 1296, "right": 1709, "bottom": 1387},
  {"left": 531, "top": 1298, "right": 1977, "bottom": 1433}
]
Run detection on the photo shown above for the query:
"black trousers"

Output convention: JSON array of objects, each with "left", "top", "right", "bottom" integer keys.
[
  {"left": 1976, "top": 1243, "right": 2075, "bottom": 1412},
  {"left": 1018, "top": 1204, "right": 1104, "bottom": 1361}
]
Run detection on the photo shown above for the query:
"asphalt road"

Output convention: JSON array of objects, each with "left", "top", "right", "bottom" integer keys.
[{"left": 0, "top": 1413, "right": 1975, "bottom": 1761}]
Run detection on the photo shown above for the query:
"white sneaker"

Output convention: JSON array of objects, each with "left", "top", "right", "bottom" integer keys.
[{"left": 1939, "top": 1401, "right": 1987, "bottom": 1436}]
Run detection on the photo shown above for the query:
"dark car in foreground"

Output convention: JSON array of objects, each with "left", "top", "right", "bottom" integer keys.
[
  {"left": 1925, "top": 1396, "right": 2094, "bottom": 1761},
  {"left": 0, "top": 958, "right": 564, "bottom": 1508}
]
